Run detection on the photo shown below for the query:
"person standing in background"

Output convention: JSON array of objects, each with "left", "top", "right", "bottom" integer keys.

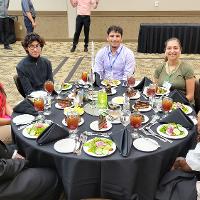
[
  {"left": 70, "top": 0, "right": 99, "bottom": 53},
  {"left": 21, "top": 0, "right": 36, "bottom": 33},
  {"left": 0, "top": 0, "right": 12, "bottom": 50}
]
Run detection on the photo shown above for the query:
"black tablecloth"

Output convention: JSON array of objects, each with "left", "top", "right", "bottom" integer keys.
[
  {"left": 137, "top": 23, "right": 200, "bottom": 54},
  {"left": 11, "top": 85, "right": 197, "bottom": 200}
]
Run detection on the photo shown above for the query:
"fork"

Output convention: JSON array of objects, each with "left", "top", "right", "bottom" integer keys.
[{"left": 75, "top": 134, "right": 88, "bottom": 155}]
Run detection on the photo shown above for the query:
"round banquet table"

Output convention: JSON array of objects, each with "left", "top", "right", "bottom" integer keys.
[{"left": 11, "top": 84, "right": 197, "bottom": 200}]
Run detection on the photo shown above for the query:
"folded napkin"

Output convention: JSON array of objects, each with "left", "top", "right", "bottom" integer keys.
[
  {"left": 94, "top": 72, "right": 101, "bottom": 87},
  {"left": 111, "top": 128, "right": 133, "bottom": 157},
  {"left": 159, "top": 108, "right": 194, "bottom": 129},
  {"left": 36, "top": 123, "right": 69, "bottom": 145},
  {"left": 13, "top": 99, "right": 38, "bottom": 116},
  {"left": 134, "top": 77, "right": 152, "bottom": 91},
  {"left": 168, "top": 89, "right": 190, "bottom": 105}
]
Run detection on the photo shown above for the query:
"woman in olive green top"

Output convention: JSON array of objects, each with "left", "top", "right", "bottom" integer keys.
[{"left": 154, "top": 37, "right": 195, "bottom": 102}]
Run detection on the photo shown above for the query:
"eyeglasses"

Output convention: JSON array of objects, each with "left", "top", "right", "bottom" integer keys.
[{"left": 28, "top": 44, "right": 41, "bottom": 50}]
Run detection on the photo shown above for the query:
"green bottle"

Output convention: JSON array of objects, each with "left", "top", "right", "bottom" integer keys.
[{"left": 97, "top": 89, "right": 108, "bottom": 109}]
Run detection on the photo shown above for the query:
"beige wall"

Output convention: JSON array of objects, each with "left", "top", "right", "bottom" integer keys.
[{"left": 9, "top": 0, "right": 200, "bottom": 11}]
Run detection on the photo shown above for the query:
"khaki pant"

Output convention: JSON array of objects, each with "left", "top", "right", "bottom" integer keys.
[{"left": 0, "top": 125, "right": 12, "bottom": 144}]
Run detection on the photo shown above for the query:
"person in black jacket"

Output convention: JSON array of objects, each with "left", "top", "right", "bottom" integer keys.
[
  {"left": 16, "top": 33, "right": 53, "bottom": 96},
  {"left": 0, "top": 140, "right": 61, "bottom": 200}
]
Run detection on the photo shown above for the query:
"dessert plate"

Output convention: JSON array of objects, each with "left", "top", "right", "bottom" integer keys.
[
  {"left": 30, "top": 91, "right": 47, "bottom": 98},
  {"left": 13, "top": 114, "right": 35, "bottom": 125},
  {"left": 90, "top": 121, "right": 112, "bottom": 132}
]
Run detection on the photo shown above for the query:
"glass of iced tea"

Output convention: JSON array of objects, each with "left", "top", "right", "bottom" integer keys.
[
  {"left": 34, "top": 97, "right": 45, "bottom": 120},
  {"left": 162, "top": 96, "right": 173, "bottom": 117},
  {"left": 44, "top": 80, "right": 54, "bottom": 96},
  {"left": 81, "top": 71, "right": 88, "bottom": 83},
  {"left": 130, "top": 111, "right": 142, "bottom": 139},
  {"left": 65, "top": 111, "right": 79, "bottom": 138},
  {"left": 127, "top": 74, "right": 135, "bottom": 88}
]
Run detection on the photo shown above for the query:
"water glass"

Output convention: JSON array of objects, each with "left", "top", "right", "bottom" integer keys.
[
  {"left": 43, "top": 96, "right": 52, "bottom": 116},
  {"left": 54, "top": 81, "right": 62, "bottom": 97},
  {"left": 152, "top": 97, "right": 162, "bottom": 119},
  {"left": 130, "top": 111, "right": 142, "bottom": 139},
  {"left": 127, "top": 74, "right": 135, "bottom": 87},
  {"left": 120, "top": 110, "right": 131, "bottom": 128}
]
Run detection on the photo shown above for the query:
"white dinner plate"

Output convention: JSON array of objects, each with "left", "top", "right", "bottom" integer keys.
[
  {"left": 188, "top": 115, "right": 197, "bottom": 125},
  {"left": 54, "top": 138, "right": 80, "bottom": 153},
  {"left": 155, "top": 87, "right": 170, "bottom": 96},
  {"left": 133, "top": 138, "right": 160, "bottom": 152},
  {"left": 13, "top": 114, "right": 35, "bottom": 125},
  {"left": 101, "top": 80, "right": 121, "bottom": 87},
  {"left": 157, "top": 124, "right": 188, "bottom": 139},
  {"left": 22, "top": 123, "right": 49, "bottom": 139},
  {"left": 83, "top": 138, "right": 116, "bottom": 157},
  {"left": 172, "top": 103, "right": 193, "bottom": 115},
  {"left": 142, "top": 115, "right": 149, "bottom": 124},
  {"left": 112, "top": 96, "right": 125, "bottom": 105},
  {"left": 132, "top": 104, "right": 152, "bottom": 112},
  {"left": 123, "top": 91, "right": 140, "bottom": 100},
  {"left": 62, "top": 117, "right": 84, "bottom": 126},
  {"left": 55, "top": 103, "right": 73, "bottom": 110},
  {"left": 78, "top": 79, "right": 89, "bottom": 85},
  {"left": 107, "top": 88, "right": 117, "bottom": 96},
  {"left": 30, "top": 91, "right": 47, "bottom": 98},
  {"left": 134, "top": 80, "right": 140, "bottom": 87},
  {"left": 90, "top": 120, "right": 112, "bottom": 132}
]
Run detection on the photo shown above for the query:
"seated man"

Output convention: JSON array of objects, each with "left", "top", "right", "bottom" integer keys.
[
  {"left": 16, "top": 33, "right": 53, "bottom": 96},
  {"left": 94, "top": 25, "right": 136, "bottom": 80},
  {"left": 0, "top": 140, "right": 61, "bottom": 200},
  {"left": 156, "top": 113, "right": 200, "bottom": 200}
]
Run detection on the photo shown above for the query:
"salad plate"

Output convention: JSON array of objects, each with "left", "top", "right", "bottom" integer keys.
[
  {"left": 30, "top": 91, "right": 47, "bottom": 98},
  {"left": 90, "top": 121, "right": 112, "bottom": 132},
  {"left": 157, "top": 123, "right": 188, "bottom": 139},
  {"left": 13, "top": 114, "right": 35, "bottom": 125},
  {"left": 156, "top": 87, "right": 169, "bottom": 96},
  {"left": 64, "top": 106, "right": 84, "bottom": 115},
  {"left": 62, "top": 83, "right": 72, "bottom": 91},
  {"left": 62, "top": 117, "right": 84, "bottom": 127},
  {"left": 83, "top": 137, "right": 116, "bottom": 157},
  {"left": 22, "top": 123, "right": 49, "bottom": 139},
  {"left": 133, "top": 138, "right": 160, "bottom": 152},
  {"left": 101, "top": 80, "right": 121, "bottom": 87},
  {"left": 54, "top": 138, "right": 80, "bottom": 153},
  {"left": 112, "top": 96, "right": 125, "bottom": 105},
  {"left": 172, "top": 102, "right": 193, "bottom": 115}
]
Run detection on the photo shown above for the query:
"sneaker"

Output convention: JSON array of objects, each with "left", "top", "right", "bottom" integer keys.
[
  {"left": 84, "top": 47, "right": 88, "bottom": 52},
  {"left": 70, "top": 46, "right": 76, "bottom": 52},
  {"left": 4, "top": 45, "right": 12, "bottom": 50}
]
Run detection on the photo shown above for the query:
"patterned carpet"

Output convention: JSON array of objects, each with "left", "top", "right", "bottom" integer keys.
[{"left": 1, "top": 41, "right": 200, "bottom": 107}]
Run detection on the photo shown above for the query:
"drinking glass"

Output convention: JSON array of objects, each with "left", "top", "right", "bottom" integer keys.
[
  {"left": 120, "top": 110, "right": 131, "bottom": 129},
  {"left": 162, "top": 96, "right": 173, "bottom": 118},
  {"left": 88, "top": 72, "right": 95, "bottom": 107},
  {"left": 146, "top": 83, "right": 156, "bottom": 104},
  {"left": 81, "top": 71, "right": 88, "bottom": 83},
  {"left": 152, "top": 97, "right": 162, "bottom": 119},
  {"left": 65, "top": 111, "right": 79, "bottom": 138},
  {"left": 34, "top": 97, "right": 45, "bottom": 121},
  {"left": 54, "top": 81, "right": 62, "bottom": 98},
  {"left": 127, "top": 74, "right": 135, "bottom": 88},
  {"left": 44, "top": 80, "right": 54, "bottom": 96},
  {"left": 130, "top": 111, "right": 142, "bottom": 139}
]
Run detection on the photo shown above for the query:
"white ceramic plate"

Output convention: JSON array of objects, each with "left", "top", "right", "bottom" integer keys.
[
  {"left": 172, "top": 103, "right": 193, "bottom": 115},
  {"left": 68, "top": 93, "right": 76, "bottom": 99},
  {"left": 132, "top": 104, "right": 152, "bottom": 112},
  {"left": 13, "top": 114, "right": 35, "bottom": 125},
  {"left": 22, "top": 123, "right": 49, "bottom": 139},
  {"left": 155, "top": 87, "right": 170, "bottom": 96},
  {"left": 189, "top": 115, "right": 197, "bottom": 125},
  {"left": 123, "top": 91, "right": 140, "bottom": 100},
  {"left": 54, "top": 138, "right": 80, "bottom": 153},
  {"left": 62, "top": 83, "right": 72, "bottom": 91},
  {"left": 88, "top": 91, "right": 98, "bottom": 100},
  {"left": 30, "top": 91, "right": 47, "bottom": 98},
  {"left": 142, "top": 115, "right": 149, "bottom": 124},
  {"left": 112, "top": 96, "right": 125, "bottom": 105},
  {"left": 107, "top": 88, "right": 117, "bottom": 96},
  {"left": 133, "top": 138, "right": 159, "bottom": 152},
  {"left": 83, "top": 138, "right": 116, "bottom": 157},
  {"left": 78, "top": 80, "right": 89, "bottom": 85},
  {"left": 101, "top": 80, "right": 121, "bottom": 87},
  {"left": 134, "top": 80, "right": 140, "bottom": 87},
  {"left": 90, "top": 120, "right": 112, "bottom": 132},
  {"left": 62, "top": 117, "right": 84, "bottom": 126},
  {"left": 55, "top": 103, "right": 73, "bottom": 110},
  {"left": 157, "top": 124, "right": 188, "bottom": 139}
]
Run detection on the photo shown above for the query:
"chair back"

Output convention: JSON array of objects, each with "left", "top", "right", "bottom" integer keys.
[
  {"left": 194, "top": 79, "right": 200, "bottom": 113},
  {"left": 13, "top": 75, "right": 26, "bottom": 98}
]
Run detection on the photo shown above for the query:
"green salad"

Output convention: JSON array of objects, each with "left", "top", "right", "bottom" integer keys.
[
  {"left": 84, "top": 137, "right": 114, "bottom": 156},
  {"left": 172, "top": 102, "right": 189, "bottom": 114},
  {"left": 62, "top": 83, "right": 72, "bottom": 90},
  {"left": 26, "top": 123, "right": 49, "bottom": 136},
  {"left": 159, "top": 123, "right": 185, "bottom": 136}
]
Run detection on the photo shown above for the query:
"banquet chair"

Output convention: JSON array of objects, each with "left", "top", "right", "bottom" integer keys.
[
  {"left": 13, "top": 74, "right": 26, "bottom": 98},
  {"left": 194, "top": 78, "right": 200, "bottom": 113}
]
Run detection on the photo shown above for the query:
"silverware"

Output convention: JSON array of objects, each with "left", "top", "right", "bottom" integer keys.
[
  {"left": 83, "top": 131, "right": 111, "bottom": 138},
  {"left": 140, "top": 134, "right": 161, "bottom": 148},
  {"left": 75, "top": 134, "right": 87, "bottom": 155}
]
